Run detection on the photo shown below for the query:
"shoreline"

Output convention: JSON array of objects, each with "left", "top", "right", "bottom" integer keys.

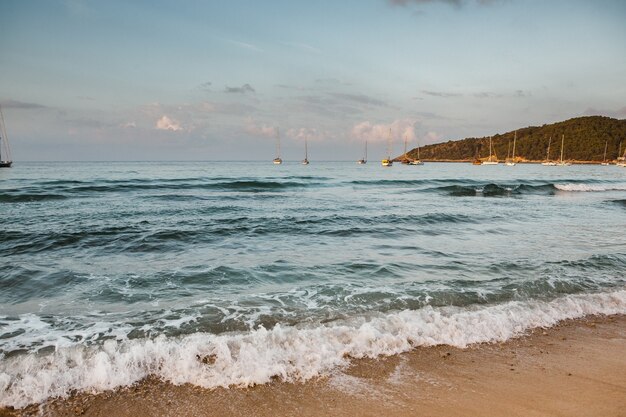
[{"left": 4, "top": 314, "right": 625, "bottom": 417}]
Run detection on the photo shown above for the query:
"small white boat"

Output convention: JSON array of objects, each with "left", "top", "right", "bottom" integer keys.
[
  {"left": 357, "top": 140, "right": 367, "bottom": 164},
  {"left": 556, "top": 134, "right": 571, "bottom": 166},
  {"left": 301, "top": 137, "right": 309, "bottom": 165},
  {"left": 409, "top": 139, "right": 424, "bottom": 165},
  {"left": 600, "top": 140, "right": 609, "bottom": 165},
  {"left": 273, "top": 127, "right": 282, "bottom": 165},
  {"left": 505, "top": 131, "right": 517, "bottom": 166}
]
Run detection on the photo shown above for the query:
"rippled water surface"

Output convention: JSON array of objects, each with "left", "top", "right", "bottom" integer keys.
[{"left": 1, "top": 161, "right": 625, "bottom": 407}]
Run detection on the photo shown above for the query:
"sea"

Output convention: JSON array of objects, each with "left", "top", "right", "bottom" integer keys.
[{"left": 1, "top": 161, "right": 625, "bottom": 408}]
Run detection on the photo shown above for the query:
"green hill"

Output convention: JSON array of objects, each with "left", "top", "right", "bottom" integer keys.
[{"left": 403, "top": 116, "right": 626, "bottom": 163}]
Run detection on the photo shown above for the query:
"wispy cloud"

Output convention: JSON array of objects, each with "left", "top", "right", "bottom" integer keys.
[
  {"left": 225, "top": 84, "right": 256, "bottom": 94},
  {"left": 421, "top": 90, "right": 463, "bottom": 98},
  {"left": 280, "top": 41, "right": 321, "bottom": 54},
  {"left": 330, "top": 93, "right": 387, "bottom": 107},
  {"left": 227, "top": 39, "right": 264, "bottom": 53},
  {"left": 1, "top": 99, "right": 48, "bottom": 109},
  {"left": 388, "top": 0, "right": 499, "bottom": 8},
  {"left": 198, "top": 81, "right": 212, "bottom": 91}
]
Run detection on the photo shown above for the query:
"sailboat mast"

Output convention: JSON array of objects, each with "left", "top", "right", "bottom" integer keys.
[
  {"left": 512, "top": 131, "right": 516, "bottom": 159},
  {"left": 489, "top": 136, "right": 493, "bottom": 162},
  {"left": 603, "top": 140, "right": 608, "bottom": 162},
  {"left": 417, "top": 141, "right": 420, "bottom": 160},
  {"left": 404, "top": 136, "right": 407, "bottom": 159},
  {"left": 546, "top": 136, "right": 551, "bottom": 161},
  {"left": 305, "top": 137, "right": 308, "bottom": 159},
  {"left": 276, "top": 127, "right": 281, "bottom": 158},
  {"left": 387, "top": 128, "right": 392, "bottom": 159},
  {"left": 0, "top": 105, "right": 11, "bottom": 162}
]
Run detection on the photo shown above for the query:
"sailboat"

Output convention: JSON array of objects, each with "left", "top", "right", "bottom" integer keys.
[
  {"left": 301, "top": 137, "right": 309, "bottom": 165},
  {"left": 600, "top": 140, "right": 609, "bottom": 166},
  {"left": 505, "top": 131, "right": 517, "bottom": 166},
  {"left": 617, "top": 142, "right": 626, "bottom": 167},
  {"left": 482, "top": 136, "right": 499, "bottom": 165},
  {"left": 401, "top": 136, "right": 410, "bottom": 164},
  {"left": 381, "top": 128, "right": 393, "bottom": 166},
  {"left": 357, "top": 141, "right": 367, "bottom": 164},
  {"left": 541, "top": 136, "right": 556, "bottom": 166},
  {"left": 409, "top": 140, "right": 424, "bottom": 165},
  {"left": 556, "top": 134, "right": 571, "bottom": 166},
  {"left": 273, "top": 127, "right": 282, "bottom": 165},
  {"left": 0, "top": 105, "right": 13, "bottom": 168}
]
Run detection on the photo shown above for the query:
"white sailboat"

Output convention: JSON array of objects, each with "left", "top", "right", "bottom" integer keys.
[
  {"left": 0, "top": 105, "right": 13, "bottom": 168},
  {"left": 301, "top": 137, "right": 309, "bottom": 165},
  {"left": 273, "top": 127, "right": 282, "bottom": 165},
  {"left": 409, "top": 140, "right": 424, "bottom": 165},
  {"left": 381, "top": 128, "right": 393, "bottom": 166},
  {"left": 600, "top": 140, "right": 609, "bottom": 165},
  {"left": 357, "top": 140, "right": 367, "bottom": 164},
  {"left": 482, "top": 136, "right": 499, "bottom": 165},
  {"left": 556, "top": 134, "right": 571, "bottom": 166},
  {"left": 505, "top": 131, "right": 517, "bottom": 166},
  {"left": 617, "top": 142, "right": 626, "bottom": 167},
  {"left": 541, "top": 136, "right": 556, "bottom": 165}
]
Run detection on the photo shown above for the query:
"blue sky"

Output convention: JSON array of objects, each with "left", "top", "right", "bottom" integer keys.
[{"left": 1, "top": 0, "right": 625, "bottom": 161}]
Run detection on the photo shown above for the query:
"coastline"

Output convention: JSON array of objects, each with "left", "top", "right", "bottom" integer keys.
[{"left": 5, "top": 314, "right": 625, "bottom": 417}]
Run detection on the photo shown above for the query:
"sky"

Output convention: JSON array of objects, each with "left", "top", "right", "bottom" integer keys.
[{"left": 1, "top": 0, "right": 625, "bottom": 161}]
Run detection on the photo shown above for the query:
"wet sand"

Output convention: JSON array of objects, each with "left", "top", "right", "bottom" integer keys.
[{"left": 4, "top": 315, "right": 625, "bottom": 417}]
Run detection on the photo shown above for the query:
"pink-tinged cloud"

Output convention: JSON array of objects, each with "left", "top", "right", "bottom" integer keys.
[
  {"left": 422, "top": 131, "right": 444, "bottom": 144},
  {"left": 245, "top": 119, "right": 276, "bottom": 138},
  {"left": 286, "top": 127, "right": 329, "bottom": 142},
  {"left": 156, "top": 115, "right": 183, "bottom": 131},
  {"left": 351, "top": 119, "right": 417, "bottom": 143}
]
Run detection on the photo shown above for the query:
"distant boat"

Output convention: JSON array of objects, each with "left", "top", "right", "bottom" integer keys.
[
  {"left": 505, "top": 131, "right": 517, "bottom": 166},
  {"left": 409, "top": 139, "right": 424, "bottom": 165},
  {"left": 301, "top": 137, "right": 309, "bottom": 165},
  {"left": 401, "top": 136, "right": 410, "bottom": 164},
  {"left": 617, "top": 142, "right": 626, "bottom": 167},
  {"left": 357, "top": 140, "right": 367, "bottom": 164},
  {"left": 600, "top": 140, "right": 609, "bottom": 165},
  {"left": 541, "top": 136, "right": 556, "bottom": 166},
  {"left": 556, "top": 134, "right": 571, "bottom": 166},
  {"left": 273, "top": 127, "right": 282, "bottom": 165},
  {"left": 0, "top": 105, "right": 13, "bottom": 168},
  {"left": 482, "top": 136, "right": 499, "bottom": 165},
  {"left": 381, "top": 128, "right": 393, "bottom": 166}
]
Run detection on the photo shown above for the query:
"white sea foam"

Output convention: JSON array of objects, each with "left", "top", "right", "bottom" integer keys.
[
  {"left": 555, "top": 183, "right": 626, "bottom": 192},
  {"left": 1, "top": 290, "right": 625, "bottom": 408}
]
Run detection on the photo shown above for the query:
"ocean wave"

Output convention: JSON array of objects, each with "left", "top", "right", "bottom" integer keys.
[
  {"left": 1, "top": 290, "right": 624, "bottom": 408},
  {"left": 554, "top": 183, "right": 626, "bottom": 192}
]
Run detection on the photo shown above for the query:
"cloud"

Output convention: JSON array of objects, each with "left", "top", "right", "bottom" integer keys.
[
  {"left": 0, "top": 99, "right": 48, "bottom": 109},
  {"left": 227, "top": 39, "right": 264, "bottom": 53},
  {"left": 388, "top": 0, "right": 499, "bottom": 7},
  {"left": 280, "top": 42, "right": 321, "bottom": 54},
  {"left": 330, "top": 93, "right": 387, "bottom": 107},
  {"left": 286, "top": 127, "right": 329, "bottom": 142},
  {"left": 351, "top": 119, "right": 418, "bottom": 143},
  {"left": 156, "top": 115, "right": 183, "bottom": 131},
  {"left": 245, "top": 119, "right": 277, "bottom": 138},
  {"left": 582, "top": 106, "right": 626, "bottom": 119},
  {"left": 198, "top": 81, "right": 212, "bottom": 91},
  {"left": 422, "top": 130, "right": 444, "bottom": 144},
  {"left": 421, "top": 90, "right": 463, "bottom": 98},
  {"left": 225, "top": 84, "right": 256, "bottom": 94}
]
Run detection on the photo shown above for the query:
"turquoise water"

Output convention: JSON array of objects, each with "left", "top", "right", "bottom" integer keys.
[{"left": 1, "top": 161, "right": 625, "bottom": 407}]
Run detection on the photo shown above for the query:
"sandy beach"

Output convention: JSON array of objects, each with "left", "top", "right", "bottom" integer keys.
[{"left": 4, "top": 314, "right": 624, "bottom": 417}]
